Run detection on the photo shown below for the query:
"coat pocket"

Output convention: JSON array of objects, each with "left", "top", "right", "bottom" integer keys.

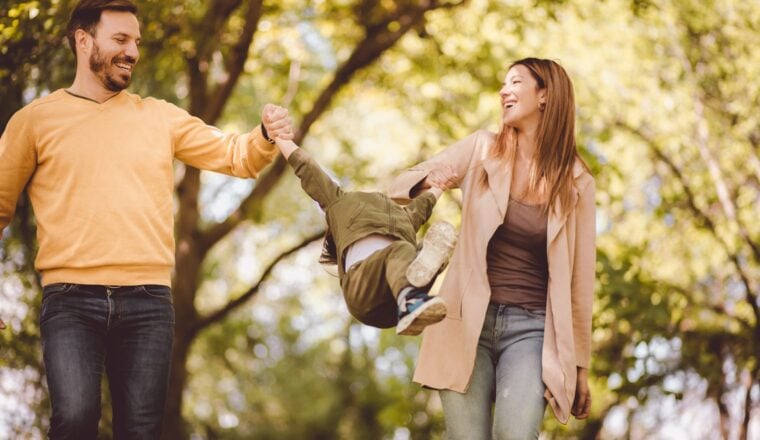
[{"left": 437, "top": 265, "right": 472, "bottom": 320}]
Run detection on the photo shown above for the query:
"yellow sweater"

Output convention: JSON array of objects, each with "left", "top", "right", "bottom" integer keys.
[{"left": 0, "top": 89, "right": 278, "bottom": 286}]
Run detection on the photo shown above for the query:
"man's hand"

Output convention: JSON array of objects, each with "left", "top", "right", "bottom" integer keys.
[
  {"left": 0, "top": 318, "right": 6, "bottom": 330},
  {"left": 425, "top": 165, "right": 458, "bottom": 191},
  {"left": 571, "top": 367, "right": 591, "bottom": 419},
  {"left": 262, "top": 104, "right": 294, "bottom": 142}
]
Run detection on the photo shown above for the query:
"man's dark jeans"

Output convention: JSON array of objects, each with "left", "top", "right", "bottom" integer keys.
[{"left": 40, "top": 283, "right": 174, "bottom": 439}]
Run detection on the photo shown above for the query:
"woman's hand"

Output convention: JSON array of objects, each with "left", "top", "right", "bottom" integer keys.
[
  {"left": 571, "top": 367, "right": 591, "bottom": 419},
  {"left": 426, "top": 165, "right": 459, "bottom": 190}
]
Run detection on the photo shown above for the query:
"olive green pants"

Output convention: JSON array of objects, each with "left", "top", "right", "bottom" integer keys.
[{"left": 340, "top": 240, "right": 416, "bottom": 328}]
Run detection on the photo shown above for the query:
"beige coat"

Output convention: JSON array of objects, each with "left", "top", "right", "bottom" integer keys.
[{"left": 388, "top": 130, "right": 595, "bottom": 423}]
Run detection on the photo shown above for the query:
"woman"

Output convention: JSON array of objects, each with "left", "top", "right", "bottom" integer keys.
[{"left": 389, "top": 57, "right": 594, "bottom": 439}]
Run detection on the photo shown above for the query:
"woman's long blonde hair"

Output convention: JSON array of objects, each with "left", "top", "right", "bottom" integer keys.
[{"left": 483, "top": 57, "right": 587, "bottom": 216}]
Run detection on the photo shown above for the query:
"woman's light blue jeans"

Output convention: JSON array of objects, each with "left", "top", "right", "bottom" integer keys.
[{"left": 439, "top": 303, "right": 547, "bottom": 440}]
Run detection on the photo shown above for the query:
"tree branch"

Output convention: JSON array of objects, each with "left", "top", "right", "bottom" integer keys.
[
  {"left": 191, "top": 230, "right": 324, "bottom": 333},
  {"left": 615, "top": 120, "right": 759, "bottom": 337},
  {"left": 204, "top": 0, "right": 264, "bottom": 123},
  {"left": 187, "top": 0, "right": 243, "bottom": 117},
  {"left": 663, "top": 13, "right": 760, "bottom": 268}
]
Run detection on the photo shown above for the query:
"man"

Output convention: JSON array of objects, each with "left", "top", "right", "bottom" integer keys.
[{"left": 0, "top": 0, "right": 291, "bottom": 437}]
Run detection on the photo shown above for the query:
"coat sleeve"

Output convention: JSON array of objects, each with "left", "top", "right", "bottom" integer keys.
[
  {"left": 162, "top": 101, "right": 278, "bottom": 178},
  {"left": 0, "top": 108, "right": 37, "bottom": 233},
  {"left": 388, "top": 130, "right": 484, "bottom": 203},
  {"left": 571, "top": 177, "right": 596, "bottom": 368}
]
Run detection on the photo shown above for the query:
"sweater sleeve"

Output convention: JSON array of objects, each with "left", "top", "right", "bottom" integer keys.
[
  {"left": 388, "top": 130, "right": 483, "bottom": 203},
  {"left": 0, "top": 108, "right": 37, "bottom": 233},
  {"left": 162, "top": 101, "right": 278, "bottom": 178}
]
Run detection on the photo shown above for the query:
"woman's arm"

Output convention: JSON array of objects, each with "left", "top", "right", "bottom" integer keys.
[
  {"left": 570, "top": 176, "right": 596, "bottom": 420},
  {"left": 571, "top": 177, "right": 596, "bottom": 368},
  {"left": 388, "top": 130, "right": 487, "bottom": 203}
]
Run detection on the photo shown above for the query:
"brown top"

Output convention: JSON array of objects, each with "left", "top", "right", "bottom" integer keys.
[{"left": 486, "top": 197, "right": 549, "bottom": 310}]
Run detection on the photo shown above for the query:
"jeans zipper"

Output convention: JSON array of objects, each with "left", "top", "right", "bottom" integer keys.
[{"left": 106, "top": 287, "right": 113, "bottom": 329}]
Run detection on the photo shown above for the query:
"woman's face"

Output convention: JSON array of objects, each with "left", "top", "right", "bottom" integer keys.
[{"left": 499, "top": 64, "right": 546, "bottom": 131}]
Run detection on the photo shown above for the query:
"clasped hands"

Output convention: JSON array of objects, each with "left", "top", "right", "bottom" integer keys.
[
  {"left": 261, "top": 103, "right": 294, "bottom": 143},
  {"left": 423, "top": 165, "right": 458, "bottom": 191}
]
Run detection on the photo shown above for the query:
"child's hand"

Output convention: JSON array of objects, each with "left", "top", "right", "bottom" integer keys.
[{"left": 262, "top": 104, "right": 294, "bottom": 141}]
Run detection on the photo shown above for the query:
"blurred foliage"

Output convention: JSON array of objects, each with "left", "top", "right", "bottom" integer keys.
[{"left": 2, "top": 0, "right": 760, "bottom": 438}]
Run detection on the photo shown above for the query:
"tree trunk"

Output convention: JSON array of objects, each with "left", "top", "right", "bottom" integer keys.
[
  {"left": 161, "top": 328, "right": 195, "bottom": 440},
  {"left": 162, "top": 164, "right": 203, "bottom": 439}
]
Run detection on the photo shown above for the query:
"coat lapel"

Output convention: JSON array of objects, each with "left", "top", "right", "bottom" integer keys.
[
  {"left": 547, "top": 161, "right": 584, "bottom": 246},
  {"left": 483, "top": 157, "right": 512, "bottom": 219}
]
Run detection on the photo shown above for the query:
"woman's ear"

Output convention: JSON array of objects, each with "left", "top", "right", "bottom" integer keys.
[{"left": 538, "top": 89, "right": 547, "bottom": 111}]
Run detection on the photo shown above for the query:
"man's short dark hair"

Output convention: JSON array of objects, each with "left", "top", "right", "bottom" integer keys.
[{"left": 66, "top": 0, "right": 138, "bottom": 58}]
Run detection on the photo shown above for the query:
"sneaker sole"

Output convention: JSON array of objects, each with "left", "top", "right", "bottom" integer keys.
[
  {"left": 396, "top": 297, "right": 447, "bottom": 336},
  {"left": 406, "top": 221, "right": 458, "bottom": 288}
]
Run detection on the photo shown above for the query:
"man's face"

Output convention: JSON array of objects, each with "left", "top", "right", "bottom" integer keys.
[{"left": 86, "top": 10, "right": 141, "bottom": 92}]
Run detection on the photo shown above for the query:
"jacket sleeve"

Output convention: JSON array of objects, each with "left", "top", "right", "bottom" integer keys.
[
  {"left": 287, "top": 148, "right": 343, "bottom": 210},
  {"left": 571, "top": 177, "right": 596, "bottom": 368},
  {"left": 0, "top": 108, "right": 37, "bottom": 233},
  {"left": 403, "top": 192, "right": 438, "bottom": 232},
  {"left": 162, "top": 101, "right": 278, "bottom": 178},
  {"left": 388, "top": 130, "right": 483, "bottom": 203}
]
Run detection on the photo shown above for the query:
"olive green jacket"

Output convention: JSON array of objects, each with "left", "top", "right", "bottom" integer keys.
[{"left": 287, "top": 148, "right": 436, "bottom": 278}]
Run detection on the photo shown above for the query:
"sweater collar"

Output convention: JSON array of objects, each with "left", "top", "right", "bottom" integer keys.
[{"left": 62, "top": 88, "right": 126, "bottom": 105}]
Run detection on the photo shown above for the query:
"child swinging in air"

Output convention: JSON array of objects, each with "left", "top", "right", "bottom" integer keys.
[{"left": 266, "top": 106, "right": 457, "bottom": 335}]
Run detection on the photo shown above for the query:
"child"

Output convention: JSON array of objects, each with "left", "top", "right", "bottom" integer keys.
[{"left": 272, "top": 133, "right": 457, "bottom": 335}]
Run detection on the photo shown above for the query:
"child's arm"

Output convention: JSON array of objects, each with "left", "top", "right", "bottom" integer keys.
[
  {"left": 261, "top": 104, "right": 343, "bottom": 208},
  {"left": 281, "top": 141, "right": 344, "bottom": 209},
  {"left": 427, "top": 186, "right": 444, "bottom": 200},
  {"left": 402, "top": 170, "right": 455, "bottom": 231},
  {"left": 275, "top": 139, "right": 299, "bottom": 160}
]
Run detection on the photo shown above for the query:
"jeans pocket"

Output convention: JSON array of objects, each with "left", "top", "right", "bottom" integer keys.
[
  {"left": 40, "top": 284, "right": 74, "bottom": 325},
  {"left": 140, "top": 285, "right": 173, "bottom": 303},
  {"left": 42, "top": 283, "right": 75, "bottom": 303},
  {"left": 525, "top": 308, "right": 547, "bottom": 319}
]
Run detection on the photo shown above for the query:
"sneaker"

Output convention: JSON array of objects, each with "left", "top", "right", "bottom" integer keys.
[
  {"left": 405, "top": 221, "right": 458, "bottom": 288},
  {"left": 396, "top": 287, "right": 447, "bottom": 336}
]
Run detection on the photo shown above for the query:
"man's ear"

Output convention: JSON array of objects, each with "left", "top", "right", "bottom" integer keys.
[{"left": 74, "top": 28, "right": 92, "bottom": 56}]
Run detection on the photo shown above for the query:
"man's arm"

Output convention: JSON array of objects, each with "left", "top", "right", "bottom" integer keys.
[
  {"left": 164, "top": 101, "right": 288, "bottom": 178},
  {"left": 0, "top": 109, "right": 38, "bottom": 333},
  {"left": 0, "top": 108, "right": 37, "bottom": 233}
]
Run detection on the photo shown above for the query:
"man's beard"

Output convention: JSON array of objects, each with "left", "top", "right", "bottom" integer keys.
[{"left": 89, "top": 42, "right": 134, "bottom": 92}]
